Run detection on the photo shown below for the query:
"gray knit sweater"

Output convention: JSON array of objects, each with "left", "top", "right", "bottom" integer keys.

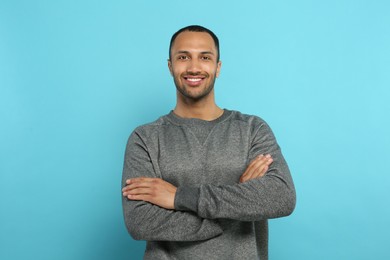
[{"left": 122, "top": 110, "right": 296, "bottom": 260}]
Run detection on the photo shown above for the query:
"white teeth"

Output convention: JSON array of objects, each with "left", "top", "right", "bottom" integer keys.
[{"left": 187, "top": 78, "right": 202, "bottom": 82}]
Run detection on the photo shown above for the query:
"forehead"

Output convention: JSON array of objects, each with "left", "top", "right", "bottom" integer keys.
[{"left": 171, "top": 31, "right": 217, "bottom": 54}]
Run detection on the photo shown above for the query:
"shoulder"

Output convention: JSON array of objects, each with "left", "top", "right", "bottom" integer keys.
[
  {"left": 124, "top": 114, "right": 173, "bottom": 150},
  {"left": 226, "top": 110, "right": 280, "bottom": 149},
  {"left": 227, "top": 110, "right": 268, "bottom": 128},
  {"left": 131, "top": 114, "right": 172, "bottom": 137},
  {"left": 225, "top": 110, "right": 277, "bottom": 139}
]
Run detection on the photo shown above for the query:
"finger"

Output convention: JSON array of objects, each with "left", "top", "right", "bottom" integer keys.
[
  {"left": 124, "top": 180, "right": 155, "bottom": 190},
  {"left": 122, "top": 182, "right": 140, "bottom": 192},
  {"left": 249, "top": 157, "right": 273, "bottom": 180},
  {"left": 241, "top": 154, "right": 265, "bottom": 177},
  {"left": 122, "top": 181, "right": 150, "bottom": 194},
  {"left": 252, "top": 164, "right": 270, "bottom": 179},
  {"left": 241, "top": 155, "right": 267, "bottom": 178},
  {"left": 122, "top": 184, "right": 133, "bottom": 192},
  {"left": 250, "top": 154, "right": 272, "bottom": 168},
  {"left": 250, "top": 156, "right": 273, "bottom": 177},
  {"left": 240, "top": 155, "right": 273, "bottom": 183},
  {"left": 123, "top": 183, "right": 156, "bottom": 196},
  {"left": 253, "top": 155, "right": 273, "bottom": 174},
  {"left": 123, "top": 177, "right": 157, "bottom": 190},
  {"left": 126, "top": 187, "right": 152, "bottom": 196},
  {"left": 127, "top": 194, "right": 152, "bottom": 201}
]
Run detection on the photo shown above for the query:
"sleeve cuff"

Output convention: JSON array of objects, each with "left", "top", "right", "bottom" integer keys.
[{"left": 174, "top": 186, "right": 199, "bottom": 212}]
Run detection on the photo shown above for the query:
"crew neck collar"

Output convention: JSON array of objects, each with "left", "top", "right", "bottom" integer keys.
[{"left": 167, "top": 109, "right": 232, "bottom": 126}]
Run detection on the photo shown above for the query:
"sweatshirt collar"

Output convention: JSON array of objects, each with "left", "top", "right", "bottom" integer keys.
[{"left": 166, "top": 109, "right": 232, "bottom": 127}]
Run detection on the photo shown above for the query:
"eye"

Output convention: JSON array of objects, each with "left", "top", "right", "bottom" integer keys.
[
  {"left": 201, "top": 56, "right": 211, "bottom": 61},
  {"left": 178, "top": 55, "right": 189, "bottom": 60}
]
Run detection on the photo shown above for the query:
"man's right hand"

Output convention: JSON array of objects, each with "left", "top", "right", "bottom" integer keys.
[{"left": 239, "top": 154, "right": 273, "bottom": 183}]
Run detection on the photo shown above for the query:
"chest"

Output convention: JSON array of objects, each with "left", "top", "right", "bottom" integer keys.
[{"left": 154, "top": 124, "right": 251, "bottom": 186}]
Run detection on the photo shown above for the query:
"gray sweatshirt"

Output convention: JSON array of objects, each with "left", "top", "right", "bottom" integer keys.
[{"left": 122, "top": 110, "right": 296, "bottom": 260}]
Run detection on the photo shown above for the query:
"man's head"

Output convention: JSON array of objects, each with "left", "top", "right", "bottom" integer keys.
[
  {"left": 169, "top": 25, "right": 220, "bottom": 62},
  {"left": 168, "top": 25, "right": 222, "bottom": 102}
]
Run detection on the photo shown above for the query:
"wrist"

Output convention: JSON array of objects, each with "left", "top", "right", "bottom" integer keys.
[{"left": 174, "top": 186, "right": 199, "bottom": 212}]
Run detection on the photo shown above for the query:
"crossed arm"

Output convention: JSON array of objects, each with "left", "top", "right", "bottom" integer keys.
[
  {"left": 122, "top": 154, "right": 273, "bottom": 210},
  {"left": 122, "top": 123, "right": 295, "bottom": 241}
]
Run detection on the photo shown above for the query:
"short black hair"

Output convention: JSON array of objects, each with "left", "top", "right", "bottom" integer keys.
[{"left": 169, "top": 25, "right": 220, "bottom": 62}]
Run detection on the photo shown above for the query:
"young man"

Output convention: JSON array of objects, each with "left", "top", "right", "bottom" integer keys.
[{"left": 122, "top": 25, "right": 296, "bottom": 260}]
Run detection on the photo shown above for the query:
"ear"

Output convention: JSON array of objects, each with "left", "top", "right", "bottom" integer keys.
[
  {"left": 168, "top": 59, "right": 173, "bottom": 76},
  {"left": 216, "top": 60, "right": 222, "bottom": 78}
]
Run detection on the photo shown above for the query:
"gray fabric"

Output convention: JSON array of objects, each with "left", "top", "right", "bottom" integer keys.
[{"left": 122, "top": 109, "right": 296, "bottom": 260}]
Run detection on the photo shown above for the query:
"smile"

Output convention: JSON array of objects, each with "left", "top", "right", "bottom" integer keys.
[
  {"left": 187, "top": 78, "right": 202, "bottom": 82},
  {"left": 183, "top": 75, "right": 206, "bottom": 86}
]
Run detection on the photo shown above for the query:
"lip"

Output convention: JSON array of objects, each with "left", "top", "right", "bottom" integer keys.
[{"left": 183, "top": 75, "right": 206, "bottom": 87}]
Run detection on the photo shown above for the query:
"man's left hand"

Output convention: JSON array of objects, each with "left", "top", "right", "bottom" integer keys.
[{"left": 122, "top": 177, "right": 177, "bottom": 210}]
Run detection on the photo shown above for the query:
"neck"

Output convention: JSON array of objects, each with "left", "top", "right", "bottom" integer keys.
[{"left": 174, "top": 92, "right": 223, "bottom": 121}]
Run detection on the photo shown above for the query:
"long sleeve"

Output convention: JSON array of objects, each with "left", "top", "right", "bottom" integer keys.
[
  {"left": 122, "top": 130, "right": 223, "bottom": 241},
  {"left": 174, "top": 121, "right": 296, "bottom": 221}
]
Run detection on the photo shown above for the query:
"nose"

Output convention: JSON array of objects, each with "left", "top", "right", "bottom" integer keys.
[{"left": 186, "top": 59, "right": 201, "bottom": 74}]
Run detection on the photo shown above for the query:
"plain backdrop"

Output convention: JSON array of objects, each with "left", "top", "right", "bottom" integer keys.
[{"left": 1, "top": 1, "right": 389, "bottom": 259}]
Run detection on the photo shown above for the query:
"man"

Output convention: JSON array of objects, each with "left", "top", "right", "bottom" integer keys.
[{"left": 122, "top": 25, "right": 296, "bottom": 259}]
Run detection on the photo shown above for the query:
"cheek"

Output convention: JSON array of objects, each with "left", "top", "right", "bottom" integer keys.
[
  {"left": 173, "top": 70, "right": 182, "bottom": 80},
  {"left": 207, "top": 64, "right": 219, "bottom": 76},
  {"left": 172, "top": 66, "right": 185, "bottom": 77}
]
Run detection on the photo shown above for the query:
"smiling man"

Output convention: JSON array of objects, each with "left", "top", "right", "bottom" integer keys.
[
  {"left": 122, "top": 25, "right": 296, "bottom": 260},
  {"left": 169, "top": 30, "right": 221, "bottom": 104}
]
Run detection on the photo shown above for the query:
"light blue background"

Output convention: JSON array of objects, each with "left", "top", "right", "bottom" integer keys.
[{"left": 1, "top": 1, "right": 389, "bottom": 259}]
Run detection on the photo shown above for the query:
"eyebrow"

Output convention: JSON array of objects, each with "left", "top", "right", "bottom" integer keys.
[{"left": 174, "top": 50, "right": 215, "bottom": 56}]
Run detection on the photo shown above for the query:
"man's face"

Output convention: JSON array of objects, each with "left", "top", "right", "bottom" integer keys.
[{"left": 168, "top": 31, "right": 221, "bottom": 101}]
